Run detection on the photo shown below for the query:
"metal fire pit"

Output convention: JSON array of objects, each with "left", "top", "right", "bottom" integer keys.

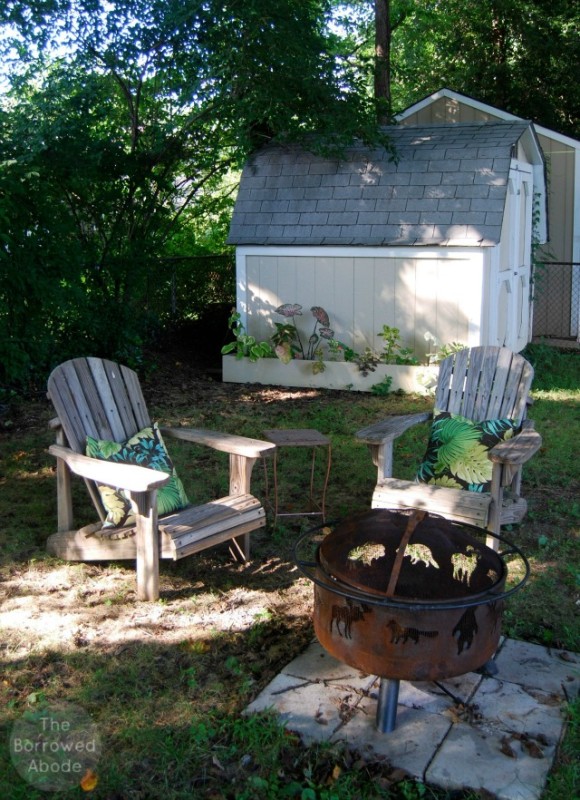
[{"left": 294, "top": 508, "right": 529, "bottom": 732}]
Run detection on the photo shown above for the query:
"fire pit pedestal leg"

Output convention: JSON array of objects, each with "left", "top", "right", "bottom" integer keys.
[{"left": 376, "top": 677, "right": 400, "bottom": 733}]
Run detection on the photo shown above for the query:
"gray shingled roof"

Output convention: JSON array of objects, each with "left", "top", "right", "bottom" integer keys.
[{"left": 227, "top": 121, "right": 532, "bottom": 247}]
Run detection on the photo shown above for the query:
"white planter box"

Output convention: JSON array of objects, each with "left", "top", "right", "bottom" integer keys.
[{"left": 222, "top": 356, "right": 437, "bottom": 394}]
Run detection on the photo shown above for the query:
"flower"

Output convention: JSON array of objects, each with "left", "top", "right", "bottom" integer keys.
[
  {"left": 319, "top": 327, "right": 335, "bottom": 339},
  {"left": 276, "top": 303, "right": 303, "bottom": 317},
  {"left": 311, "top": 306, "right": 330, "bottom": 326}
]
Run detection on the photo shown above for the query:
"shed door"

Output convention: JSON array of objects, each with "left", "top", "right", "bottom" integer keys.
[{"left": 497, "top": 165, "right": 533, "bottom": 351}]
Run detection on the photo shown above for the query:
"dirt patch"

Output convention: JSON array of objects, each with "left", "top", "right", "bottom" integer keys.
[{"left": 0, "top": 551, "right": 314, "bottom": 662}]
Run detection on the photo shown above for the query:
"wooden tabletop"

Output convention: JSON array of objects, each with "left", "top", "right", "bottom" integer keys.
[{"left": 263, "top": 429, "right": 331, "bottom": 447}]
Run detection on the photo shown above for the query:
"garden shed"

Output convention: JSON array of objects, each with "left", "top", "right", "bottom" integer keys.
[
  {"left": 224, "top": 120, "right": 547, "bottom": 390},
  {"left": 397, "top": 88, "right": 580, "bottom": 341}
]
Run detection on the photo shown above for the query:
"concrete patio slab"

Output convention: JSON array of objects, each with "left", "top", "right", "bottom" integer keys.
[{"left": 244, "top": 638, "right": 579, "bottom": 799}]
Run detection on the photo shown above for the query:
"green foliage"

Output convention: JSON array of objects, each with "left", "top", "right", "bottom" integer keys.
[
  {"left": 0, "top": 0, "right": 384, "bottom": 391},
  {"left": 327, "top": 1, "right": 579, "bottom": 139},
  {"left": 221, "top": 310, "right": 274, "bottom": 361},
  {"left": 522, "top": 343, "right": 580, "bottom": 391},
  {"left": 423, "top": 332, "right": 467, "bottom": 365},
  {"left": 354, "top": 347, "right": 381, "bottom": 376},
  {"left": 377, "top": 325, "right": 419, "bottom": 365},
  {"left": 326, "top": 339, "right": 357, "bottom": 363},
  {"left": 371, "top": 376, "right": 393, "bottom": 396}
]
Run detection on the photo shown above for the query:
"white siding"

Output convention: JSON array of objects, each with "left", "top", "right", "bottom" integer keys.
[{"left": 238, "top": 247, "right": 485, "bottom": 361}]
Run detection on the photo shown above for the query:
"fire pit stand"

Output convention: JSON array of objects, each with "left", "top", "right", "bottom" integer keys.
[{"left": 294, "top": 509, "right": 529, "bottom": 733}]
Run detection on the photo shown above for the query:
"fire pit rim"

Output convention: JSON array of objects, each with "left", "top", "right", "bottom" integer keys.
[{"left": 294, "top": 521, "right": 530, "bottom": 612}]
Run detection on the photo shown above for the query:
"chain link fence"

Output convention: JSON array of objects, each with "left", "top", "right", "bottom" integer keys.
[
  {"left": 147, "top": 254, "right": 235, "bottom": 322},
  {"left": 533, "top": 262, "right": 580, "bottom": 340}
]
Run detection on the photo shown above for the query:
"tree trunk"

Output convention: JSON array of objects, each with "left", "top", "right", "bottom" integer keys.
[{"left": 374, "top": 0, "right": 391, "bottom": 123}]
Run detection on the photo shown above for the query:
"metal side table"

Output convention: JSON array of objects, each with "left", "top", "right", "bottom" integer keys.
[{"left": 263, "top": 429, "right": 332, "bottom": 523}]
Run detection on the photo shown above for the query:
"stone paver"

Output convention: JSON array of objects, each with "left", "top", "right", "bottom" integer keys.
[
  {"left": 494, "top": 638, "right": 580, "bottom": 699},
  {"left": 426, "top": 720, "right": 558, "bottom": 800},
  {"left": 426, "top": 676, "right": 564, "bottom": 800},
  {"left": 335, "top": 694, "right": 452, "bottom": 780},
  {"left": 244, "top": 651, "right": 376, "bottom": 742},
  {"left": 244, "top": 639, "right": 579, "bottom": 800}
]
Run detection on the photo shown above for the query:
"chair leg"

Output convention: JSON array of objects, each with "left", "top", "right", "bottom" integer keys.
[
  {"left": 486, "top": 465, "right": 503, "bottom": 551},
  {"left": 133, "top": 490, "right": 160, "bottom": 601},
  {"left": 230, "top": 533, "right": 250, "bottom": 562}
]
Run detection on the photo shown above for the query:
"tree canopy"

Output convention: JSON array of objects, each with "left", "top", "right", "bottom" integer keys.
[
  {"left": 0, "top": 0, "right": 382, "bottom": 387},
  {"left": 331, "top": 0, "right": 579, "bottom": 138},
  {"left": 0, "top": 0, "right": 577, "bottom": 390}
]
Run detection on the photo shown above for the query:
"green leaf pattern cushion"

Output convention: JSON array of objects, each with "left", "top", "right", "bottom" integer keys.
[
  {"left": 86, "top": 423, "right": 189, "bottom": 528},
  {"left": 416, "top": 409, "right": 518, "bottom": 493}
]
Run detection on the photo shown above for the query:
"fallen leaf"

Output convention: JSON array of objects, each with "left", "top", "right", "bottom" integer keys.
[
  {"left": 389, "top": 768, "right": 409, "bottom": 783},
  {"left": 80, "top": 769, "right": 98, "bottom": 791},
  {"left": 558, "top": 652, "right": 576, "bottom": 663},
  {"left": 522, "top": 739, "right": 544, "bottom": 759},
  {"left": 500, "top": 737, "right": 517, "bottom": 758}
]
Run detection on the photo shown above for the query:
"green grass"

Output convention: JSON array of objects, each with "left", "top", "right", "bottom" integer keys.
[{"left": 0, "top": 346, "right": 578, "bottom": 799}]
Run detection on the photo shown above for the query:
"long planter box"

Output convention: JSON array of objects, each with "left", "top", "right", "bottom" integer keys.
[{"left": 222, "top": 356, "right": 438, "bottom": 394}]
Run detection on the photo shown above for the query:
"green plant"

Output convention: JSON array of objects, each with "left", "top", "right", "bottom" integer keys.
[
  {"left": 326, "top": 338, "right": 357, "bottom": 362},
  {"left": 423, "top": 331, "right": 467, "bottom": 364},
  {"left": 312, "top": 347, "right": 326, "bottom": 374},
  {"left": 370, "top": 376, "right": 393, "bottom": 395},
  {"left": 377, "top": 325, "right": 419, "bottom": 365},
  {"left": 354, "top": 347, "right": 381, "bottom": 376},
  {"left": 271, "top": 321, "right": 301, "bottom": 363},
  {"left": 221, "top": 310, "right": 274, "bottom": 361}
]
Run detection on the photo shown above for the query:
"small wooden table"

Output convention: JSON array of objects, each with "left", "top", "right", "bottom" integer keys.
[{"left": 263, "top": 429, "right": 332, "bottom": 523}]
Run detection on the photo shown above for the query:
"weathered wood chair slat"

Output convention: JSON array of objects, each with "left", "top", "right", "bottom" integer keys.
[
  {"left": 356, "top": 346, "right": 542, "bottom": 549},
  {"left": 47, "top": 357, "right": 275, "bottom": 600}
]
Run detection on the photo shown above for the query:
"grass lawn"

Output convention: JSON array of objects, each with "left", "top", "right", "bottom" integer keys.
[{"left": 0, "top": 343, "right": 578, "bottom": 799}]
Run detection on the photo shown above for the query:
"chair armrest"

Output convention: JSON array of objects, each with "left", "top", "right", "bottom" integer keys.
[
  {"left": 48, "top": 444, "right": 171, "bottom": 492},
  {"left": 488, "top": 422, "right": 542, "bottom": 466},
  {"left": 160, "top": 427, "right": 276, "bottom": 459},
  {"left": 356, "top": 412, "right": 432, "bottom": 445}
]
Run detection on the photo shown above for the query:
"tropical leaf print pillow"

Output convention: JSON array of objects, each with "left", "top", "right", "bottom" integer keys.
[
  {"left": 416, "top": 409, "right": 519, "bottom": 493},
  {"left": 86, "top": 423, "right": 189, "bottom": 528}
]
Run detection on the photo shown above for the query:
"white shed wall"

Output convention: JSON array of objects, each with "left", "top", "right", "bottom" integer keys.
[{"left": 237, "top": 246, "right": 486, "bottom": 361}]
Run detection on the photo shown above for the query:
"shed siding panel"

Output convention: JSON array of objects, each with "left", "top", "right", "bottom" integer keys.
[
  {"left": 402, "top": 97, "right": 498, "bottom": 126},
  {"left": 353, "top": 257, "right": 373, "bottom": 348},
  {"left": 243, "top": 254, "right": 478, "bottom": 360}
]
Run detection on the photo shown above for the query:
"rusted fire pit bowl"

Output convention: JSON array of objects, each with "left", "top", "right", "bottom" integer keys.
[{"left": 294, "top": 509, "right": 529, "bottom": 683}]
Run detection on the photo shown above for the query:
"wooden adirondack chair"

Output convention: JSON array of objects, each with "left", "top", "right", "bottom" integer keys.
[
  {"left": 356, "top": 346, "right": 542, "bottom": 549},
  {"left": 46, "top": 357, "right": 275, "bottom": 600}
]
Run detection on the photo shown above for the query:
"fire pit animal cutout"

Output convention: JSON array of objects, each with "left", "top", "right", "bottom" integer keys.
[
  {"left": 451, "top": 545, "right": 481, "bottom": 586},
  {"left": 386, "top": 619, "right": 439, "bottom": 645},
  {"left": 452, "top": 608, "right": 479, "bottom": 654},
  {"left": 401, "top": 542, "right": 439, "bottom": 570},
  {"left": 347, "top": 543, "right": 386, "bottom": 567},
  {"left": 294, "top": 508, "right": 530, "bottom": 734},
  {"left": 330, "top": 598, "right": 371, "bottom": 639}
]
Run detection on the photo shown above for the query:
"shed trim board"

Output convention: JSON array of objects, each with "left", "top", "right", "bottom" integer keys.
[
  {"left": 236, "top": 245, "right": 487, "bottom": 360},
  {"left": 397, "top": 88, "right": 580, "bottom": 337}
]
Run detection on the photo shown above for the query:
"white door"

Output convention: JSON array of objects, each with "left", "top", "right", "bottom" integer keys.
[{"left": 497, "top": 164, "right": 533, "bottom": 351}]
